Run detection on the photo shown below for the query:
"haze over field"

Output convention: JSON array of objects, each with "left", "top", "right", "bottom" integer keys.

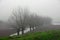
[{"left": 0, "top": 0, "right": 60, "bottom": 25}]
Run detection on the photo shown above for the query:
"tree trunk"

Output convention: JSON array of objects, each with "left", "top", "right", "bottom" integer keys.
[
  {"left": 33, "top": 27, "right": 35, "bottom": 31},
  {"left": 30, "top": 26, "right": 31, "bottom": 32},
  {"left": 17, "top": 29, "right": 20, "bottom": 36},
  {"left": 21, "top": 27, "right": 24, "bottom": 35}
]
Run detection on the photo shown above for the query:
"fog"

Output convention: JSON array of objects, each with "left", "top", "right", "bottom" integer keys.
[{"left": 0, "top": 0, "right": 60, "bottom": 24}]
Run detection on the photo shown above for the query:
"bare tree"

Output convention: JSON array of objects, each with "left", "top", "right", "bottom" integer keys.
[
  {"left": 8, "top": 7, "right": 52, "bottom": 35},
  {"left": 8, "top": 7, "right": 30, "bottom": 35},
  {"left": 31, "top": 15, "right": 44, "bottom": 31},
  {"left": 28, "top": 15, "right": 52, "bottom": 32},
  {"left": 27, "top": 14, "right": 44, "bottom": 32},
  {"left": 43, "top": 16, "right": 52, "bottom": 26}
]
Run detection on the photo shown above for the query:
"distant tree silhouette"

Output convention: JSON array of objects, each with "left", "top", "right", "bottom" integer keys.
[
  {"left": 8, "top": 7, "right": 31, "bottom": 35},
  {"left": 8, "top": 7, "right": 52, "bottom": 36}
]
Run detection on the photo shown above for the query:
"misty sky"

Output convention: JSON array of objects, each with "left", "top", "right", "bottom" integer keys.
[{"left": 0, "top": 0, "right": 60, "bottom": 24}]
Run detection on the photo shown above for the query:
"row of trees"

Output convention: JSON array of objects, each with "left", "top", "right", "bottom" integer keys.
[{"left": 8, "top": 7, "right": 52, "bottom": 36}]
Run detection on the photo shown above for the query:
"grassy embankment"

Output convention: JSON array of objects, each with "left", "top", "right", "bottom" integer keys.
[{"left": 0, "top": 30, "right": 60, "bottom": 40}]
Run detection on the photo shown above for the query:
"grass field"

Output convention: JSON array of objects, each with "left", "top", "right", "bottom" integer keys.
[{"left": 0, "top": 30, "right": 60, "bottom": 40}]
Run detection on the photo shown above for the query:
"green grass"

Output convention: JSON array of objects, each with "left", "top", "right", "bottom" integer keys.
[{"left": 0, "top": 30, "right": 60, "bottom": 40}]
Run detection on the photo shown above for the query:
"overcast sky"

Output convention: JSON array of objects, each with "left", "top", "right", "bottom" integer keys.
[{"left": 0, "top": 0, "right": 60, "bottom": 24}]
